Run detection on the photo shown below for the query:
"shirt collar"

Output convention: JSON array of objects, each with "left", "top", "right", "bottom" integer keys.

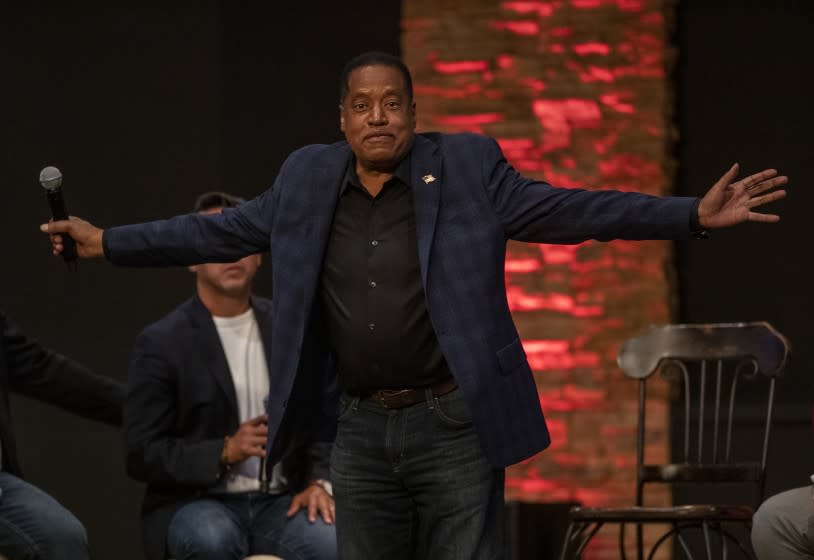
[{"left": 342, "top": 150, "right": 413, "bottom": 194}]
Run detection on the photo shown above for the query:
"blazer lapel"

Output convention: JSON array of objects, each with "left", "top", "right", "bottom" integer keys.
[
  {"left": 409, "top": 134, "right": 443, "bottom": 291},
  {"left": 188, "top": 297, "right": 238, "bottom": 418},
  {"left": 296, "top": 146, "right": 349, "bottom": 314},
  {"left": 263, "top": 144, "right": 348, "bottom": 440}
]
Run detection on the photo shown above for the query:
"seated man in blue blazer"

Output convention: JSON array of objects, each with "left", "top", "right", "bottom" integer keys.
[
  {"left": 45, "top": 52, "right": 787, "bottom": 559},
  {"left": 0, "top": 307, "right": 123, "bottom": 560},
  {"left": 123, "top": 192, "right": 336, "bottom": 560}
]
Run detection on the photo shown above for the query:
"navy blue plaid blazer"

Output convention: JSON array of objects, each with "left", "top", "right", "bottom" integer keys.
[{"left": 105, "top": 132, "right": 697, "bottom": 468}]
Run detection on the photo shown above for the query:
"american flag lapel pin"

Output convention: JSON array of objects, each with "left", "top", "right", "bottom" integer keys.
[{"left": 422, "top": 174, "right": 436, "bottom": 184}]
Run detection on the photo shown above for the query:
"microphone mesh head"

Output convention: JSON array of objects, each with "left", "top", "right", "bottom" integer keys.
[{"left": 39, "top": 166, "right": 63, "bottom": 190}]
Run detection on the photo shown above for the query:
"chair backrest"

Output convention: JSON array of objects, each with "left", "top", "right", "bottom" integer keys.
[{"left": 617, "top": 322, "right": 790, "bottom": 508}]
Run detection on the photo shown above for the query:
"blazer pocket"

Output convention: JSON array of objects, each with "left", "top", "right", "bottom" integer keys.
[{"left": 496, "top": 337, "right": 528, "bottom": 376}]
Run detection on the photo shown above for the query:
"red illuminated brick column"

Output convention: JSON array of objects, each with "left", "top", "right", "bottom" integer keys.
[{"left": 402, "top": 1, "right": 677, "bottom": 558}]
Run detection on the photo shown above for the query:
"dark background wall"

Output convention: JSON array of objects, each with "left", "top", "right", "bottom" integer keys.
[
  {"left": 1, "top": 3, "right": 400, "bottom": 559},
  {"left": 674, "top": 0, "right": 814, "bottom": 507},
  {"left": 0, "top": 1, "right": 810, "bottom": 559}
]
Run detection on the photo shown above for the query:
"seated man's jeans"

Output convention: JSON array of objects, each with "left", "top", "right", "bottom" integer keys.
[
  {"left": 330, "top": 388, "right": 505, "bottom": 560},
  {"left": 167, "top": 492, "right": 336, "bottom": 560},
  {"left": 0, "top": 471, "right": 89, "bottom": 560}
]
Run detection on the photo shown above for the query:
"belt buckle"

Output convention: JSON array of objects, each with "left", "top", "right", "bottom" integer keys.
[
  {"left": 376, "top": 391, "right": 391, "bottom": 409},
  {"left": 376, "top": 388, "right": 411, "bottom": 409}
]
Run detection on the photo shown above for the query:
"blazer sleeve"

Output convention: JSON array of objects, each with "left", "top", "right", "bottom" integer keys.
[
  {"left": 478, "top": 137, "right": 698, "bottom": 243},
  {"left": 102, "top": 145, "right": 302, "bottom": 267},
  {"left": 1, "top": 310, "right": 123, "bottom": 426},
  {"left": 123, "top": 330, "right": 223, "bottom": 487},
  {"left": 104, "top": 185, "right": 276, "bottom": 267}
]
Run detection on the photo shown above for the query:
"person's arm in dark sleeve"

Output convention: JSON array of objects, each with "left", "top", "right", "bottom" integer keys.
[
  {"left": 479, "top": 137, "right": 785, "bottom": 242},
  {"left": 42, "top": 144, "right": 300, "bottom": 265},
  {"left": 2, "top": 309, "right": 123, "bottom": 426},
  {"left": 478, "top": 136, "right": 696, "bottom": 244}
]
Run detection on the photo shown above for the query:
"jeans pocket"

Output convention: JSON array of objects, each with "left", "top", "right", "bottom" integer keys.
[
  {"left": 432, "top": 390, "right": 473, "bottom": 428},
  {"left": 337, "top": 394, "right": 359, "bottom": 422}
]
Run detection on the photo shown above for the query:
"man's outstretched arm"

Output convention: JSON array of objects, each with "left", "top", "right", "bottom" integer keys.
[
  {"left": 478, "top": 136, "right": 788, "bottom": 243},
  {"left": 38, "top": 150, "right": 296, "bottom": 266},
  {"left": 40, "top": 187, "right": 275, "bottom": 267}
]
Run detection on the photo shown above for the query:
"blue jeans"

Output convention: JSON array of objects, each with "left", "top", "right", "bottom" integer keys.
[
  {"left": 330, "top": 388, "right": 505, "bottom": 560},
  {"left": 0, "top": 471, "right": 89, "bottom": 560},
  {"left": 166, "top": 491, "right": 336, "bottom": 560}
]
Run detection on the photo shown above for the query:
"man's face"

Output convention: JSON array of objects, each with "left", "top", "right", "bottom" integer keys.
[
  {"left": 190, "top": 207, "right": 261, "bottom": 296},
  {"left": 339, "top": 64, "right": 416, "bottom": 172}
]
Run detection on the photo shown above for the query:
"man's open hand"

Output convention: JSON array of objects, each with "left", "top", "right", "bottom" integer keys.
[{"left": 698, "top": 164, "right": 788, "bottom": 229}]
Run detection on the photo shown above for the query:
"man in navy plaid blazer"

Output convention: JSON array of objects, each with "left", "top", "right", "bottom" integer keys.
[{"left": 44, "top": 52, "right": 787, "bottom": 558}]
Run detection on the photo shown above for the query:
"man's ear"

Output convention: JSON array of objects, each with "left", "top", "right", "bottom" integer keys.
[
  {"left": 188, "top": 265, "right": 198, "bottom": 273},
  {"left": 339, "top": 104, "right": 346, "bottom": 132}
]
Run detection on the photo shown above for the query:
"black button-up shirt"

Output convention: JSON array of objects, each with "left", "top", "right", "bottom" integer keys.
[{"left": 321, "top": 154, "right": 451, "bottom": 394}]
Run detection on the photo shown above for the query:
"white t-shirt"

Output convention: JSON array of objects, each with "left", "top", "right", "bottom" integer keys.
[{"left": 212, "top": 308, "right": 284, "bottom": 493}]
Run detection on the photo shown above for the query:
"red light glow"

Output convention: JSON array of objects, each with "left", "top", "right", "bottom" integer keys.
[
  {"left": 491, "top": 20, "right": 541, "bottom": 36},
  {"left": 501, "top": 1, "right": 556, "bottom": 17},
  {"left": 432, "top": 60, "right": 489, "bottom": 74},
  {"left": 574, "top": 42, "right": 611, "bottom": 56},
  {"left": 404, "top": 0, "right": 673, "bottom": 545}
]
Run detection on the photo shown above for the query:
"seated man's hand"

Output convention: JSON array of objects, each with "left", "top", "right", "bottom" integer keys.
[
  {"left": 287, "top": 483, "right": 335, "bottom": 524},
  {"left": 223, "top": 414, "right": 268, "bottom": 464}
]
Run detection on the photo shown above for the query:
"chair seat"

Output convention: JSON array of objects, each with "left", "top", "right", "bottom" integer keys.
[{"left": 569, "top": 504, "right": 754, "bottom": 523}]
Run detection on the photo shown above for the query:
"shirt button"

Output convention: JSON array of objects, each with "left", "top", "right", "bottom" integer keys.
[
  {"left": 368, "top": 323, "right": 376, "bottom": 331},
  {"left": 369, "top": 281, "right": 377, "bottom": 288},
  {"left": 371, "top": 240, "right": 379, "bottom": 246}
]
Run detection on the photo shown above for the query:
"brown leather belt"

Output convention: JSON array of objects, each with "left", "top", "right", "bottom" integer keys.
[{"left": 368, "top": 378, "right": 458, "bottom": 410}]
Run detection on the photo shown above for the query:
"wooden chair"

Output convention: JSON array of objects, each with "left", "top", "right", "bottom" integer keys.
[{"left": 559, "top": 322, "right": 790, "bottom": 560}]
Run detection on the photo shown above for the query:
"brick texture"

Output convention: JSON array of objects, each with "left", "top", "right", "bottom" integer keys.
[{"left": 403, "top": 1, "right": 677, "bottom": 557}]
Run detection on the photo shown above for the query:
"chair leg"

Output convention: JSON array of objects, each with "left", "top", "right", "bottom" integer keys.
[
  {"left": 559, "top": 521, "right": 576, "bottom": 560},
  {"left": 715, "top": 524, "right": 757, "bottom": 560},
  {"left": 637, "top": 521, "right": 644, "bottom": 560},
  {"left": 574, "top": 522, "right": 603, "bottom": 558},
  {"left": 718, "top": 522, "right": 728, "bottom": 560},
  {"left": 647, "top": 524, "right": 696, "bottom": 560},
  {"left": 560, "top": 520, "right": 604, "bottom": 559},
  {"left": 618, "top": 522, "right": 629, "bottom": 560},
  {"left": 560, "top": 521, "right": 596, "bottom": 559},
  {"left": 702, "top": 521, "right": 713, "bottom": 560},
  {"left": 674, "top": 528, "right": 696, "bottom": 560}
]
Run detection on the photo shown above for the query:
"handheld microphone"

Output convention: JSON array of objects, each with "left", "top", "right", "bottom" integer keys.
[
  {"left": 259, "top": 395, "right": 270, "bottom": 492},
  {"left": 39, "top": 166, "right": 78, "bottom": 269}
]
